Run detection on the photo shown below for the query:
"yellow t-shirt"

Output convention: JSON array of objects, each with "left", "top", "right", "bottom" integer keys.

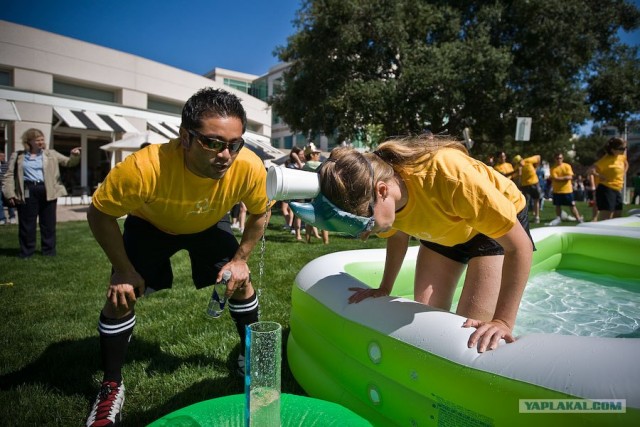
[
  {"left": 380, "top": 148, "right": 525, "bottom": 247},
  {"left": 92, "top": 139, "right": 272, "bottom": 234},
  {"left": 520, "top": 156, "right": 539, "bottom": 186},
  {"left": 594, "top": 154, "right": 627, "bottom": 191},
  {"left": 494, "top": 162, "right": 514, "bottom": 178},
  {"left": 550, "top": 163, "right": 574, "bottom": 195}
]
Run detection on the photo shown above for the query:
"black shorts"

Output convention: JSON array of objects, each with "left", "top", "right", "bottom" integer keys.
[
  {"left": 552, "top": 193, "right": 575, "bottom": 207},
  {"left": 419, "top": 208, "right": 534, "bottom": 264},
  {"left": 521, "top": 184, "right": 541, "bottom": 200},
  {"left": 122, "top": 214, "right": 238, "bottom": 291},
  {"left": 595, "top": 184, "right": 623, "bottom": 211}
]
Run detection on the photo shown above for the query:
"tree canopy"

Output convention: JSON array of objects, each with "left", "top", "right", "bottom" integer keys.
[{"left": 271, "top": 0, "right": 640, "bottom": 160}]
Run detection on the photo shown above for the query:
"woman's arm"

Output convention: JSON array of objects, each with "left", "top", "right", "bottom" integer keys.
[
  {"left": 348, "top": 231, "right": 410, "bottom": 303},
  {"left": 464, "top": 222, "right": 533, "bottom": 352}
]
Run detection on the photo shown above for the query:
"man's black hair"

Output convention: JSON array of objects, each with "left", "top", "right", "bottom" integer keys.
[{"left": 181, "top": 87, "right": 247, "bottom": 133}]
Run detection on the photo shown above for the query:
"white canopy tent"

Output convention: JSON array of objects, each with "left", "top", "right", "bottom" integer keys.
[
  {"left": 100, "top": 131, "right": 169, "bottom": 167},
  {"left": 101, "top": 130, "right": 284, "bottom": 168}
]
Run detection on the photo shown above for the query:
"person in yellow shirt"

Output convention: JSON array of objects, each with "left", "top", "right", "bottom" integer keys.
[
  {"left": 85, "top": 88, "right": 272, "bottom": 427},
  {"left": 513, "top": 154, "right": 541, "bottom": 223},
  {"left": 493, "top": 151, "right": 516, "bottom": 180},
  {"left": 588, "top": 137, "right": 629, "bottom": 220},
  {"left": 549, "top": 152, "right": 583, "bottom": 225},
  {"left": 294, "top": 135, "right": 534, "bottom": 354}
]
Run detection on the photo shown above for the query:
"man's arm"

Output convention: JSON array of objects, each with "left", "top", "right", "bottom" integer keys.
[
  {"left": 87, "top": 204, "right": 144, "bottom": 315},
  {"left": 220, "top": 209, "right": 271, "bottom": 296}
]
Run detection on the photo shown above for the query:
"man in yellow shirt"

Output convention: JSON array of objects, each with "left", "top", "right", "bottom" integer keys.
[
  {"left": 85, "top": 88, "right": 271, "bottom": 427},
  {"left": 549, "top": 152, "right": 583, "bottom": 225},
  {"left": 493, "top": 151, "right": 516, "bottom": 180},
  {"left": 588, "top": 137, "right": 628, "bottom": 220},
  {"left": 513, "top": 154, "right": 541, "bottom": 223}
]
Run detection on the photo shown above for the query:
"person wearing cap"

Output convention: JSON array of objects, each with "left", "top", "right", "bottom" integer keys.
[
  {"left": 513, "top": 154, "right": 542, "bottom": 224},
  {"left": 302, "top": 142, "right": 329, "bottom": 244},
  {"left": 293, "top": 135, "right": 534, "bottom": 353}
]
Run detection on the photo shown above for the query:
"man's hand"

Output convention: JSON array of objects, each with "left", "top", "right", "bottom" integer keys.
[
  {"left": 218, "top": 260, "right": 251, "bottom": 297},
  {"left": 106, "top": 270, "right": 145, "bottom": 317}
]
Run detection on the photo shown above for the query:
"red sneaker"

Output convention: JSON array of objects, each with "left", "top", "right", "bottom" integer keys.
[{"left": 86, "top": 381, "right": 125, "bottom": 427}]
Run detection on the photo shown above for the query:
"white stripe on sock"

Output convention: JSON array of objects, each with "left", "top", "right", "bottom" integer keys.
[
  {"left": 228, "top": 298, "right": 258, "bottom": 313},
  {"left": 98, "top": 316, "right": 136, "bottom": 335}
]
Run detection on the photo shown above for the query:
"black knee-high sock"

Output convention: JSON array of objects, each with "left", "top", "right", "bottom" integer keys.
[
  {"left": 228, "top": 293, "right": 259, "bottom": 354},
  {"left": 98, "top": 311, "right": 136, "bottom": 384}
]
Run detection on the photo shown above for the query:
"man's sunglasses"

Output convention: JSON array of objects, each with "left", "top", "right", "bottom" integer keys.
[{"left": 187, "top": 129, "right": 244, "bottom": 153}]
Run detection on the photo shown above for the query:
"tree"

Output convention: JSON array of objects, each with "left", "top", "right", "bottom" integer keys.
[
  {"left": 587, "top": 44, "right": 640, "bottom": 131},
  {"left": 271, "top": 0, "right": 640, "bottom": 154}
]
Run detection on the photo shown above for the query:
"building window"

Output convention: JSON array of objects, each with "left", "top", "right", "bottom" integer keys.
[
  {"left": 246, "top": 122, "right": 261, "bottom": 133},
  {"left": 223, "top": 78, "right": 251, "bottom": 94},
  {"left": 148, "top": 98, "right": 182, "bottom": 115},
  {"left": 271, "top": 77, "right": 283, "bottom": 95},
  {"left": 250, "top": 78, "right": 268, "bottom": 101},
  {"left": 53, "top": 81, "right": 115, "bottom": 103},
  {"left": 0, "top": 69, "right": 11, "bottom": 87},
  {"left": 284, "top": 135, "right": 293, "bottom": 149}
]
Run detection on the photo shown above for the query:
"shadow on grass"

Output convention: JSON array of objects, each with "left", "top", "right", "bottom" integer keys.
[
  {"left": 0, "top": 327, "right": 305, "bottom": 425},
  {"left": 0, "top": 247, "right": 21, "bottom": 257}
]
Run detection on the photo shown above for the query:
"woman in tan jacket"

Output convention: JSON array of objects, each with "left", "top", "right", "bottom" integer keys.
[{"left": 3, "top": 128, "right": 80, "bottom": 257}]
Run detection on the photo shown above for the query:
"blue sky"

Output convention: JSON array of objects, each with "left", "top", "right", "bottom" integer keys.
[
  {"left": 0, "top": 0, "right": 302, "bottom": 76},
  {"left": 1, "top": 0, "right": 638, "bottom": 78}
]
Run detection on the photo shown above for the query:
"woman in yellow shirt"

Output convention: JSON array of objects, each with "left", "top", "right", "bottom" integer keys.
[
  {"left": 301, "top": 135, "right": 534, "bottom": 354},
  {"left": 588, "top": 137, "right": 628, "bottom": 220}
]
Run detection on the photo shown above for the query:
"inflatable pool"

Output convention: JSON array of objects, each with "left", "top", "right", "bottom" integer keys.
[
  {"left": 287, "top": 225, "right": 640, "bottom": 426},
  {"left": 577, "top": 213, "right": 640, "bottom": 232}
]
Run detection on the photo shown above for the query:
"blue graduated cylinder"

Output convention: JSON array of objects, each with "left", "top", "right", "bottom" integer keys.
[{"left": 207, "top": 270, "right": 232, "bottom": 318}]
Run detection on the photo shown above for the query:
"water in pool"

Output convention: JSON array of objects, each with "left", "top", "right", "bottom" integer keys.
[{"left": 514, "top": 271, "right": 640, "bottom": 338}]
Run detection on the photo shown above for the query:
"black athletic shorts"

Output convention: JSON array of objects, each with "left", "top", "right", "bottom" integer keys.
[
  {"left": 521, "top": 184, "right": 541, "bottom": 200},
  {"left": 595, "top": 183, "right": 623, "bottom": 212},
  {"left": 122, "top": 214, "right": 238, "bottom": 291},
  {"left": 419, "top": 208, "right": 534, "bottom": 264}
]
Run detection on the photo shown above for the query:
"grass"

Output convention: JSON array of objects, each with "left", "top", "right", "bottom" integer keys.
[{"left": 0, "top": 201, "right": 635, "bottom": 426}]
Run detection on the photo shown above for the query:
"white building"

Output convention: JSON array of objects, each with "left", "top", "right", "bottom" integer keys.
[
  {"left": 0, "top": 20, "right": 274, "bottom": 194},
  {"left": 206, "top": 63, "right": 336, "bottom": 154}
]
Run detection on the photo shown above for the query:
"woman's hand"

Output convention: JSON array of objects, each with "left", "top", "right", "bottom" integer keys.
[
  {"left": 71, "top": 147, "right": 81, "bottom": 156},
  {"left": 462, "top": 318, "right": 515, "bottom": 353},
  {"left": 348, "top": 286, "right": 390, "bottom": 304}
]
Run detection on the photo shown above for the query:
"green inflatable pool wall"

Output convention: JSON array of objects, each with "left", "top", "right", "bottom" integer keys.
[{"left": 288, "top": 228, "right": 640, "bottom": 426}]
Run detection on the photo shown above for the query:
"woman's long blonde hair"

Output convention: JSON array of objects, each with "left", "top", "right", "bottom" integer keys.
[{"left": 319, "top": 134, "right": 467, "bottom": 216}]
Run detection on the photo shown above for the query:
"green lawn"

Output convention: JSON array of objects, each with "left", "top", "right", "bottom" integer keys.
[{"left": 0, "top": 201, "right": 635, "bottom": 426}]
